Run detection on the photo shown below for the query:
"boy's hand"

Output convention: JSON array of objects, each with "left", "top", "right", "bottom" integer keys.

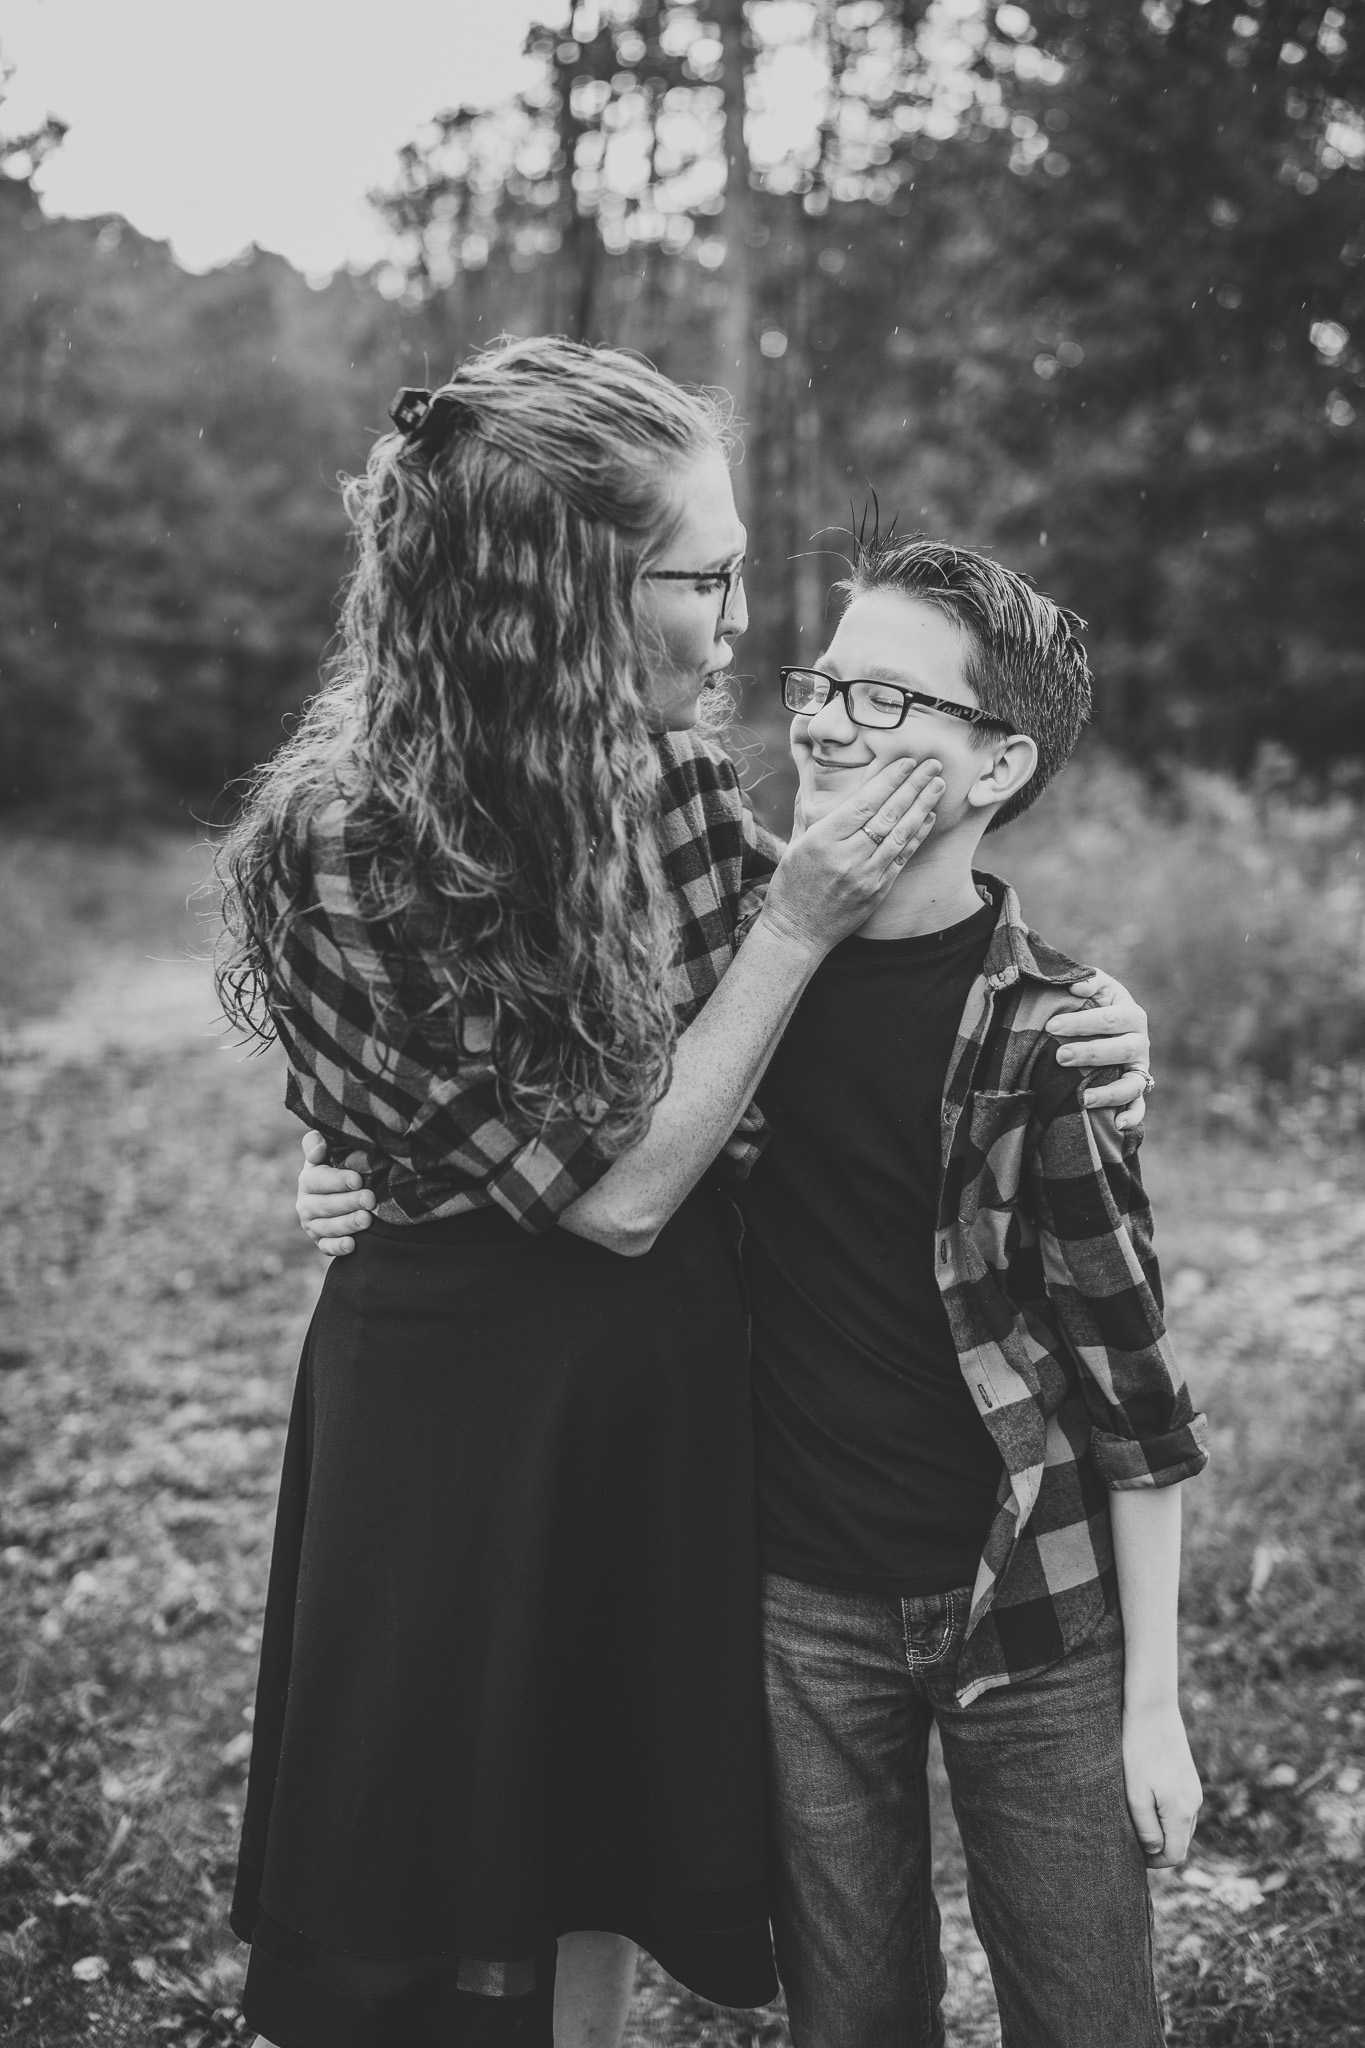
[
  {"left": 1122, "top": 1699, "right": 1202, "bottom": 1868},
  {"left": 296, "top": 1130, "right": 375, "bottom": 1257},
  {"left": 1046, "top": 971, "right": 1152, "bottom": 1133}
]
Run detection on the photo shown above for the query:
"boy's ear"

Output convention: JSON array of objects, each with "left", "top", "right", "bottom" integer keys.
[{"left": 965, "top": 732, "right": 1038, "bottom": 818}]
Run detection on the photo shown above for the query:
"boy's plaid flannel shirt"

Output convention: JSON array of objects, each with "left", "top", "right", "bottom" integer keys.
[
  {"left": 937, "top": 877, "right": 1208, "bottom": 1705},
  {"left": 268, "top": 730, "right": 782, "bottom": 1231}
]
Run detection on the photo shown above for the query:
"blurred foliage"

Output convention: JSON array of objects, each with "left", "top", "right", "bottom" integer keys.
[
  {"left": 989, "top": 749, "right": 1365, "bottom": 1109},
  {"left": 916, "top": 0, "right": 1365, "bottom": 768},
  {"left": 0, "top": 0, "right": 1362, "bottom": 814},
  {"left": 0, "top": 170, "right": 423, "bottom": 817}
]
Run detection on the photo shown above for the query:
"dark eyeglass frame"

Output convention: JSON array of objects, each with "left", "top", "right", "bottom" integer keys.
[
  {"left": 779, "top": 665, "right": 1013, "bottom": 732},
  {"left": 643, "top": 555, "right": 746, "bottom": 618}
]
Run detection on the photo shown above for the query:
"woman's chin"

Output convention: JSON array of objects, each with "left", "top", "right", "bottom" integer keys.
[{"left": 646, "top": 697, "right": 701, "bottom": 734}]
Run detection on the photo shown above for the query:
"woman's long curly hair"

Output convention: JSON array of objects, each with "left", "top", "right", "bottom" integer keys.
[{"left": 216, "top": 335, "right": 729, "bottom": 1155}]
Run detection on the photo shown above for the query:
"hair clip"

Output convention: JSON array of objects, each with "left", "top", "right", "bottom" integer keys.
[{"left": 389, "top": 387, "right": 434, "bottom": 436}]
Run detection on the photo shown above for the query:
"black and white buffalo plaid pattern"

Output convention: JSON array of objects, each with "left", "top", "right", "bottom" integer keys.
[
  {"left": 267, "top": 730, "right": 782, "bottom": 1232},
  {"left": 938, "top": 876, "right": 1208, "bottom": 1705}
]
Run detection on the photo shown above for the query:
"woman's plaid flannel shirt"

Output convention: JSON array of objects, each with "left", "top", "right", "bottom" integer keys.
[
  {"left": 937, "top": 877, "right": 1208, "bottom": 1704},
  {"left": 267, "top": 730, "right": 782, "bottom": 1232}
]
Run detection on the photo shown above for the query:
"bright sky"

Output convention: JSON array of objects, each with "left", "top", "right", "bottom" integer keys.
[{"left": 2, "top": 0, "right": 543, "bottom": 276}]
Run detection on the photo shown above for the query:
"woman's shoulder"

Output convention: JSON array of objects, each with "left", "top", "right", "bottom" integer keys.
[
  {"left": 295, "top": 777, "right": 384, "bottom": 879},
  {"left": 302, "top": 786, "right": 358, "bottom": 858},
  {"left": 285, "top": 790, "right": 386, "bottom": 938}
]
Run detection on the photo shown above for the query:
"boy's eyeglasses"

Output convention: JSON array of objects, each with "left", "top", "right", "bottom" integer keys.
[
  {"left": 780, "top": 666, "right": 1012, "bottom": 732},
  {"left": 643, "top": 556, "right": 745, "bottom": 619}
]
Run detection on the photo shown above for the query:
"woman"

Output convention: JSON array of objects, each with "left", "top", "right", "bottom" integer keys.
[
  {"left": 218, "top": 334, "right": 956, "bottom": 2048},
  {"left": 221, "top": 335, "right": 1150, "bottom": 2048}
]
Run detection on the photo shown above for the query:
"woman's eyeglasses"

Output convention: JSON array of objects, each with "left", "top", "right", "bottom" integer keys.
[
  {"left": 780, "top": 666, "right": 1012, "bottom": 732},
  {"left": 643, "top": 557, "right": 745, "bottom": 619}
]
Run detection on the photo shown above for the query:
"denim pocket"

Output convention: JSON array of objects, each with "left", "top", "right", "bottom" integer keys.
[{"left": 900, "top": 1588, "right": 969, "bottom": 1670}]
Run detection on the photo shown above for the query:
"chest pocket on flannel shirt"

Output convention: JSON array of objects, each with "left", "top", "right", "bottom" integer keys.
[{"left": 959, "top": 1090, "right": 1035, "bottom": 1243}]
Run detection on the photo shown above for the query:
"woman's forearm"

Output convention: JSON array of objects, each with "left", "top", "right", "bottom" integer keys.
[
  {"left": 557, "top": 911, "right": 822, "bottom": 1254},
  {"left": 1110, "top": 1484, "right": 1183, "bottom": 1708}
]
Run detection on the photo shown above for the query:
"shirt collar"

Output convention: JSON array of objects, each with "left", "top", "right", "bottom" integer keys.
[{"left": 974, "top": 872, "right": 1093, "bottom": 993}]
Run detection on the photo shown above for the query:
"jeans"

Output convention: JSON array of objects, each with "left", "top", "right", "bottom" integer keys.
[{"left": 761, "top": 1574, "right": 1163, "bottom": 2048}]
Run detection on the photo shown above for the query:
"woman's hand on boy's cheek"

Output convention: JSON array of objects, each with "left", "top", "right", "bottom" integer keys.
[
  {"left": 1122, "top": 1700, "right": 1202, "bottom": 1869},
  {"left": 1047, "top": 971, "right": 1152, "bottom": 1132},
  {"left": 297, "top": 1129, "right": 374, "bottom": 1257}
]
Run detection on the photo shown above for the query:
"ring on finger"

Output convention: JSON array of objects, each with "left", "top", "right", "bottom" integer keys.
[
  {"left": 861, "top": 820, "right": 888, "bottom": 846},
  {"left": 1130, "top": 1065, "right": 1156, "bottom": 1097}
]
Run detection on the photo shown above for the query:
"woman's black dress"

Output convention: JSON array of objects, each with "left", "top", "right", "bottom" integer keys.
[
  {"left": 231, "top": 729, "right": 784, "bottom": 2044},
  {"left": 231, "top": 1182, "right": 775, "bottom": 2046}
]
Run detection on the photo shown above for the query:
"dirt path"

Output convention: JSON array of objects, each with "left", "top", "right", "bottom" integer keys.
[{"left": 2, "top": 955, "right": 222, "bottom": 1076}]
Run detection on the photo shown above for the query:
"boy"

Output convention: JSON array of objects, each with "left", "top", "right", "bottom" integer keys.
[{"left": 742, "top": 533, "right": 1206, "bottom": 2047}]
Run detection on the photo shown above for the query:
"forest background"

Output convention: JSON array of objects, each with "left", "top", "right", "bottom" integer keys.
[
  {"left": 3, "top": 0, "right": 1364, "bottom": 821},
  {"left": 3, "top": 3, "right": 1365, "bottom": 2045}
]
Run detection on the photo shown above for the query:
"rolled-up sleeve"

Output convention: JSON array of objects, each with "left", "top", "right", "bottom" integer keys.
[
  {"left": 1029, "top": 1055, "right": 1209, "bottom": 1490},
  {"left": 736, "top": 799, "right": 784, "bottom": 941},
  {"left": 480, "top": 1119, "right": 613, "bottom": 1233},
  {"left": 714, "top": 790, "right": 782, "bottom": 1173}
]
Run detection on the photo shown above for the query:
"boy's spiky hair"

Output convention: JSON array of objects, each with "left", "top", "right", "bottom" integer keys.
[{"left": 840, "top": 524, "right": 1093, "bottom": 832}]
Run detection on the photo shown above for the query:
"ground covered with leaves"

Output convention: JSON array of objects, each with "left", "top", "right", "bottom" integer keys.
[{"left": 1, "top": 833, "right": 1362, "bottom": 2046}]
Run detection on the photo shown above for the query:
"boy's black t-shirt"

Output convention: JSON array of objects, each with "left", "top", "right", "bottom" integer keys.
[{"left": 739, "top": 896, "right": 1005, "bottom": 1597}]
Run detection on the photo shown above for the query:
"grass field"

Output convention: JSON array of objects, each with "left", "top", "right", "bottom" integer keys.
[{"left": 1, "top": 805, "right": 1363, "bottom": 2047}]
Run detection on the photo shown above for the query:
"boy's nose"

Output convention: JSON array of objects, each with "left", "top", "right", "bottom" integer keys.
[{"left": 806, "top": 693, "right": 858, "bottom": 744}]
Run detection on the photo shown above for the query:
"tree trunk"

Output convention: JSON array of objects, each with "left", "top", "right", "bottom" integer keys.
[
  {"left": 552, "top": 40, "right": 600, "bottom": 342},
  {"left": 714, "top": 0, "right": 755, "bottom": 524},
  {"left": 567, "top": 216, "right": 599, "bottom": 342},
  {"left": 790, "top": 226, "right": 830, "bottom": 654}
]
